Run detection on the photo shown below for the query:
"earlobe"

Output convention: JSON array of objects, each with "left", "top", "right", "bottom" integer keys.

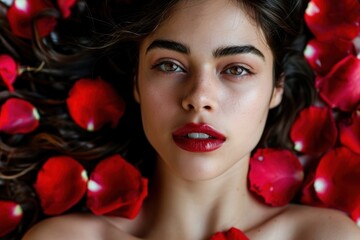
[
  {"left": 269, "top": 76, "right": 284, "bottom": 109},
  {"left": 133, "top": 75, "right": 141, "bottom": 103}
]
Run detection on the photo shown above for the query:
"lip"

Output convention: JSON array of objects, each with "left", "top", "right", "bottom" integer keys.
[{"left": 172, "top": 123, "right": 226, "bottom": 152}]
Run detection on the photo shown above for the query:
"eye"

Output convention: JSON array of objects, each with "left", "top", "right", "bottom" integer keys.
[
  {"left": 223, "top": 65, "right": 250, "bottom": 76},
  {"left": 153, "top": 61, "right": 184, "bottom": 73}
]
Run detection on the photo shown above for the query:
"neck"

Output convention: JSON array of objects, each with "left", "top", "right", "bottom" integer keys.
[{"left": 141, "top": 156, "right": 265, "bottom": 240}]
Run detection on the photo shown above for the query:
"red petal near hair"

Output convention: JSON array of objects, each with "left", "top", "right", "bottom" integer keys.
[
  {"left": 339, "top": 111, "right": 360, "bottom": 154},
  {"left": 303, "top": 38, "right": 355, "bottom": 76},
  {"left": 0, "top": 201, "right": 23, "bottom": 237},
  {"left": 304, "top": 0, "right": 360, "bottom": 41},
  {"left": 0, "top": 54, "right": 18, "bottom": 92},
  {"left": 66, "top": 78, "right": 125, "bottom": 131},
  {"left": 249, "top": 148, "right": 304, "bottom": 206},
  {"left": 290, "top": 106, "right": 337, "bottom": 155},
  {"left": 34, "top": 156, "right": 88, "bottom": 215},
  {"left": 57, "top": 0, "right": 77, "bottom": 18},
  {"left": 87, "top": 154, "right": 148, "bottom": 219},
  {"left": 0, "top": 98, "right": 40, "bottom": 134},
  {"left": 314, "top": 147, "right": 360, "bottom": 214},
  {"left": 7, "top": 0, "right": 57, "bottom": 39},
  {"left": 210, "top": 227, "right": 249, "bottom": 240},
  {"left": 316, "top": 55, "right": 360, "bottom": 112}
]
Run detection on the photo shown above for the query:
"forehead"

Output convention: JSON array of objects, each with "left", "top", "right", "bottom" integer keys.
[{"left": 141, "top": 0, "right": 272, "bottom": 60}]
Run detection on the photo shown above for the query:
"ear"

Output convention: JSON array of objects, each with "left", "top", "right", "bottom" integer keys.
[
  {"left": 269, "top": 75, "right": 284, "bottom": 109},
  {"left": 133, "top": 75, "right": 141, "bottom": 103}
]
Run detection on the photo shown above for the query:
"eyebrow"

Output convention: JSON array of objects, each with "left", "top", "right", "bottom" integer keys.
[
  {"left": 213, "top": 45, "right": 265, "bottom": 60},
  {"left": 146, "top": 39, "right": 265, "bottom": 61},
  {"left": 146, "top": 39, "right": 190, "bottom": 54}
]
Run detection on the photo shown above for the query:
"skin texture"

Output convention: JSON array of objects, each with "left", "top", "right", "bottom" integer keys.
[{"left": 23, "top": 0, "right": 360, "bottom": 239}]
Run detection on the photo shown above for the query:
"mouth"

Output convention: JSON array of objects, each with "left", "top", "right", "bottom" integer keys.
[{"left": 172, "top": 123, "right": 226, "bottom": 152}]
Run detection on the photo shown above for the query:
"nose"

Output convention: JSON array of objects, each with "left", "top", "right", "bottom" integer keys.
[{"left": 181, "top": 73, "right": 218, "bottom": 112}]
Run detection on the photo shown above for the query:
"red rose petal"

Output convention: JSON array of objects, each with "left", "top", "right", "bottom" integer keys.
[
  {"left": 316, "top": 55, "right": 360, "bottom": 112},
  {"left": 305, "top": 0, "right": 360, "bottom": 41},
  {"left": 210, "top": 227, "right": 249, "bottom": 240},
  {"left": 303, "top": 38, "right": 355, "bottom": 76},
  {"left": 7, "top": 0, "right": 57, "bottom": 39},
  {"left": 0, "top": 54, "right": 18, "bottom": 92},
  {"left": 66, "top": 78, "right": 125, "bottom": 131},
  {"left": 57, "top": 0, "right": 77, "bottom": 18},
  {"left": 300, "top": 171, "right": 325, "bottom": 208},
  {"left": 290, "top": 106, "right": 337, "bottom": 155},
  {"left": 34, "top": 156, "right": 88, "bottom": 215},
  {"left": 350, "top": 205, "right": 360, "bottom": 227},
  {"left": 87, "top": 154, "right": 148, "bottom": 219},
  {"left": 314, "top": 147, "right": 360, "bottom": 214},
  {"left": 0, "top": 98, "right": 40, "bottom": 134},
  {"left": 0, "top": 201, "right": 23, "bottom": 237},
  {"left": 249, "top": 148, "right": 304, "bottom": 206},
  {"left": 339, "top": 111, "right": 360, "bottom": 154}
]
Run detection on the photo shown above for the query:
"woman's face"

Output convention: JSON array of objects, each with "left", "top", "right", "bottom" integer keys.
[{"left": 135, "top": 0, "right": 283, "bottom": 181}]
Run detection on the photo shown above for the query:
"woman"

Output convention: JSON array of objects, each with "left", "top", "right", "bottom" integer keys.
[{"left": 2, "top": 0, "right": 359, "bottom": 239}]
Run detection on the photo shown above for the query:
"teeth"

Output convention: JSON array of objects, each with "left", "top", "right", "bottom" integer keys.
[{"left": 187, "top": 133, "right": 211, "bottom": 139}]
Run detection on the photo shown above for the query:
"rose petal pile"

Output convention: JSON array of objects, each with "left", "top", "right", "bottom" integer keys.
[
  {"left": 248, "top": 148, "right": 304, "bottom": 206},
  {"left": 293, "top": 0, "right": 360, "bottom": 224},
  {"left": 210, "top": 227, "right": 249, "bottom": 240},
  {"left": 33, "top": 154, "right": 148, "bottom": 219},
  {"left": 0, "top": 201, "right": 23, "bottom": 237},
  {"left": 66, "top": 78, "right": 126, "bottom": 131}
]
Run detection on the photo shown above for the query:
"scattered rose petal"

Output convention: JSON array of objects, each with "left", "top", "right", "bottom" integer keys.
[
  {"left": 210, "top": 227, "right": 249, "bottom": 240},
  {"left": 7, "top": 0, "right": 57, "bottom": 39},
  {"left": 304, "top": 38, "right": 355, "bottom": 76},
  {"left": 316, "top": 55, "right": 360, "bottom": 112},
  {"left": 0, "top": 54, "right": 18, "bottom": 92},
  {"left": 350, "top": 206, "right": 360, "bottom": 227},
  {"left": 0, "top": 98, "right": 40, "bottom": 134},
  {"left": 66, "top": 78, "right": 125, "bottom": 131},
  {"left": 57, "top": 0, "right": 77, "bottom": 18},
  {"left": 34, "top": 156, "right": 88, "bottom": 215},
  {"left": 304, "top": 0, "right": 360, "bottom": 41},
  {"left": 87, "top": 154, "right": 148, "bottom": 219},
  {"left": 300, "top": 171, "right": 325, "bottom": 207},
  {"left": 314, "top": 147, "right": 360, "bottom": 214},
  {"left": 0, "top": 201, "right": 23, "bottom": 237},
  {"left": 339, "top": 111, "right": 360, "bottom": 154},
  {"left": 290, "top": 106, "right": 337, "bottom": 155},
  {"left": 248, "top": 148, "right": 304, "bottom": 206}
]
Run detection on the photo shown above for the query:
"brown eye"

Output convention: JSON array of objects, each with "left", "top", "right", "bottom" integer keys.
[
  {"left": 157, "top": 61, "right": 183, "bottom": 72},
  {"left": 224, "top": 66, "right": 248, "bottom": 76}
]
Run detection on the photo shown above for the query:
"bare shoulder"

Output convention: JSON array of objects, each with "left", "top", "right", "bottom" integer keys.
[
  {"left": 284, "top": 204, "right": 360, "bottom": 240},
  {"left": 22, "top": 213, "right": 107, "bottom": 240}
]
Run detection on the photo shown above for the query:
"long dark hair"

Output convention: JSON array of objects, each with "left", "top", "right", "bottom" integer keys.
[{"left": 0, "top": 0, "right": 314, "bottom": 239}]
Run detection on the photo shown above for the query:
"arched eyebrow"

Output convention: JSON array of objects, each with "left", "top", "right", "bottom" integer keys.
[
  {"left": 213, "top": 45, "right": 265, "bottom": 61},
  {"left": 146, "top": 39, "right": 265, "bottom": 61},
  {"left": 146, "top": 39, "right": 190, "bottom": 54}
]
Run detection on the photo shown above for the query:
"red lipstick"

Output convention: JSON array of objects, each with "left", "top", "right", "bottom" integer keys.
[{"left": 172, "top": 123, "right": 226, "bottom": 152}]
